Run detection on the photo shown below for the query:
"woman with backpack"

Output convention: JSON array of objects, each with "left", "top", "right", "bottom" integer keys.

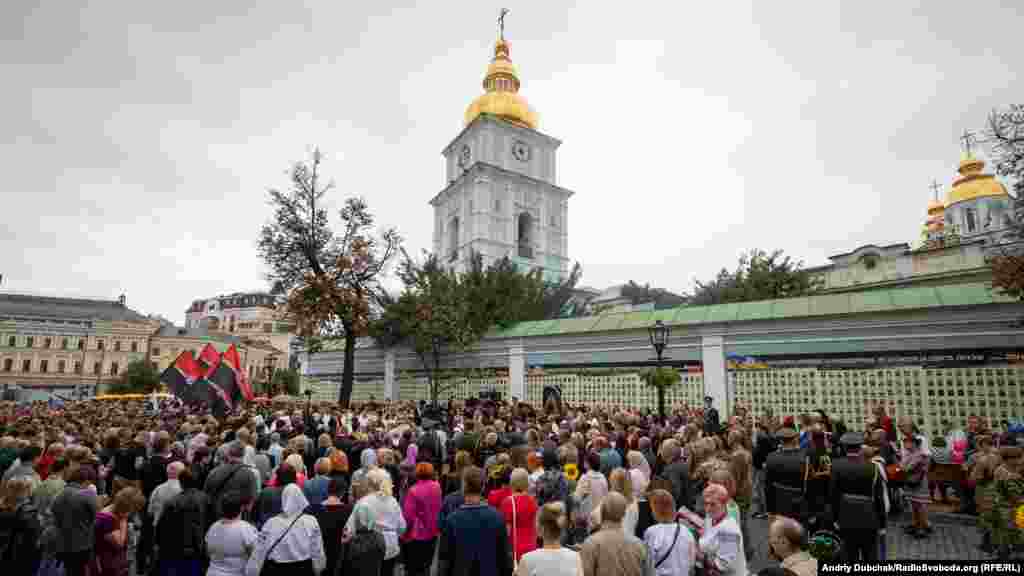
[{"left": 341, "top": 506, "right": 386, "bottom": 576}]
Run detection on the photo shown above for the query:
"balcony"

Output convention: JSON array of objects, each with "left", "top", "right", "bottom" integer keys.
[{"left": 517, "top": 243, "right": 533, "bottom": 259}]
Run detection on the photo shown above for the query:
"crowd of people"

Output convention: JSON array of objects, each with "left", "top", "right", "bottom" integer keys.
[{"left": 0, "top": 391, "right": 1019, "bottom": 576}]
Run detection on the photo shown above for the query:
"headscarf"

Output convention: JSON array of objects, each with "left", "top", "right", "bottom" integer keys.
[
  {"left": 404, "top": 444, "right": 418, "bottom": 468},
  {"left": 281, "top": 484, "right": 309, "bottom": 517},
  {"left": 361, "top": 447, "right": 378, "bottom": 470},
  {"left": 330, "top": 450, "right": 349, "bottom": 474}
]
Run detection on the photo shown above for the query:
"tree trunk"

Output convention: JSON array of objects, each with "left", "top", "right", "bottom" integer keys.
[{"left": 339, "top": 330, "right": 356, "bottom": 408}]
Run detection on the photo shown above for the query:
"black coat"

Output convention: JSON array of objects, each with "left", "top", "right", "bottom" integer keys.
[
  {"left": 156, "top": 488, "right": 208, "bottom": 559},
  {"left": 830, "top": 458, "right": 886, "bottom": 532},
  {"left": 662, "top": 460, "right": 692, "bottom": 511},
  {"left": 764, "top": 448, "right": 805, "bottom": 518}
]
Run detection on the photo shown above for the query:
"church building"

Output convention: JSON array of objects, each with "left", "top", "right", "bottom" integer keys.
[
  {"left": 808, "top": 144, "right": 1016, "bottom": 294},
  {"left": 429, "top": 31, "right": 572, "bottom": 284}
]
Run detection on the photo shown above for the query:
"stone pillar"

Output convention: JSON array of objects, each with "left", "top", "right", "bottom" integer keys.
[
  {"left": 701, "top": 335, "right": 729, "bottom": 419},
  {"left": 509, "top": 342, "right": 526, "bottom": 400},
  {"left": 384, "top": 349, "right": 396, "bottom": 401}
]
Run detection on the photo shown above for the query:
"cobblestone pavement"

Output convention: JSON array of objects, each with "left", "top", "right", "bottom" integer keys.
[{"left": 746, "top": 515, "right": 990, "bottom": 572}]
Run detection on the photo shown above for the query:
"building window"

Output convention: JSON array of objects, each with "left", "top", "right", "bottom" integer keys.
[
  {"left": 114, "top": 340, "right": 121, "bottom": 352},
  {"left": 40, "top": 359, "right": 48, "bottom": 373},
  {"left": 494, "top": 199, "right": 501, "bottom": 212},
  {"left": 26, "top": 336, "right": 34, "bottom": 348},
  {"left": 966, "top": 208, "right": 978, "bottom": 233},
  {"left": 61, "top": 338, "right": 68, "bottom": 350},
  {"left": 263, "top": 323, "right": 272, "bottom": 333},
  {"left": 74, "top": 362, "right": 82, "bottom": 375},
  {"left": 97, "top": 340, "right": 105, "bottom": 351},
  {"left": 57, "top": 360, "right": 65, "bottom": 373},
  {"left": 22, "top": 359, "right": 31, "bottom": 372},
  {"left": 2, "top": 359, "right": 11, "bottom": 372},
  {"left": 131, "top": 341, "right": 138, "bottom": 353},
  {"left": 152, "top": 347, "right": 161, "bottom": 356},
  {"left": 44, "top": 337, "right": 52, "bottom": 348},
  {"left": 77, "top": 339, "right": 84, "bottom": 350},
  {"left": 6, "top": 336, "right": 13, "bottom": 347},
  {"left": 449, "top": 217, "right": 460, "bottom": 262},
  {"left": 93, "top": 362, "right": 101, "bottom": 374},
  {"left": 150, "top": 362, "right": 158, "bottom": 370},
  {"left": 517, "top": 212, "right": 533, "bottom": 258},
  {"left": 111, "top": 362, "right": 119, "bottom": 376}
]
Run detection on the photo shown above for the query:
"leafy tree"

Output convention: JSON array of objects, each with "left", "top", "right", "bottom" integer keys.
[
  {"left": 257, "top": 149, "right": 401, "bottom": 407},
  {"left": 689, "top": 249, "right": 821, "bottom": 305},
  {"left": 620, "top": 281, "right": 688, "bottom": 310},
  {"left": 272, "top": 368, "right": 301, "bottom": 396},
  {"left": 985, "top": 105, "right": 1024, "bottom": 300},
  {"left": 372, "top": 251, "right": 550, "bottom": 404},
  {"left": 108, "top": 359, "right": 160, "bottom": 394}
]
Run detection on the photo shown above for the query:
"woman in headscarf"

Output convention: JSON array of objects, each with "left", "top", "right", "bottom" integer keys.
[
  {"left": 245, "top": 484, "right": 326, "bottom": 576},
  {"left": 697, "top": 483, "right": 746, "bottom": 576},
  {"left": 627, "top": 450, "right": 650, "bottom": 499},
  {"left": 344, "top": 469, "right": 406, "bottom": 576},
  {"left": 349, "top": 447, "right": 378, "bottom": 502}
]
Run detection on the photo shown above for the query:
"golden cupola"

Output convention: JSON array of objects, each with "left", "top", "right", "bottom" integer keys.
[
  {"left": 946, "top": 152, "right": 1009, "bottom": 206},
  {"left": 924, "top": 198, "right": 945, "bottom": 233},
  {"left": 464, "top": 39, "right": 539, "bottom": 130}
]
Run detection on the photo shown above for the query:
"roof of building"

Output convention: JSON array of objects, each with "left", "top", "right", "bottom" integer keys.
[
  {"left": 947, "top": 154, "right": 1009, "bottom": 206},
  {"left": 0, "top": 293, "right": 150, "bottom": 323},
  {"left": 489, "top": 281, "right": 1017, "bottom": 338},
  {"left": 465, "top": 39, "right": 538, "bottom": 130},
  {"left": 152, "top": 325, "right": 284, "bottom": 354}
]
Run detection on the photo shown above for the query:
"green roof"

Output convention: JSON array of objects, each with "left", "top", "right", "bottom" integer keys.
[{"left": 489, "top": 282, "right": 1016, "bottom": 338}]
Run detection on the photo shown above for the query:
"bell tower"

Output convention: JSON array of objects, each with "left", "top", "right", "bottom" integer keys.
[{"left": 429, "top": 13, "right": 573, "bottom": 283}]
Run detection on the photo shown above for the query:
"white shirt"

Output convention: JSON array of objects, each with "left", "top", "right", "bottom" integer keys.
[
  {"left": 148, "top": 479, "right": 182, "bottom": 526},
  {"left": 699, "top": 516, "right": 746, "bottom": 576},
  {"left": 245, "top": 513, "right": 325, "bottom": 576},
  {"left": 206, "top": 519, "right": 259, "bottom": 576}
]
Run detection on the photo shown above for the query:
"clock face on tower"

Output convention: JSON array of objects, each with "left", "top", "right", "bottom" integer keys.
[
  {"left": 512, "top": 140, "right": 531, "bottom": 162},
  {"left": 458, "top": 144, "right": 471, "bottom": 169}
]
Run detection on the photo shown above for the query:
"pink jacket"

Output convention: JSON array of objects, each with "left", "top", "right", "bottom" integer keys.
[{"left": 402, "top": 479, "right": 442, "bottom": 541}]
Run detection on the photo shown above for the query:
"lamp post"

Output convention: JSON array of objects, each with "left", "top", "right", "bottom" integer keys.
[{"left": 647, "top": 320, "right": 671, "bottom": 421}]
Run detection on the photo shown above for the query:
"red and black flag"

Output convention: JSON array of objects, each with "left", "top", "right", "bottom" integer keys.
[
  {"left": 198, "top": 343, "right": 221, "bottom": 379},
  {"left": 221, "top": 344, "right": 254, "bottom": 401},
  {"left": 159, "top": 351, "right": 201, "bottom": 402}
]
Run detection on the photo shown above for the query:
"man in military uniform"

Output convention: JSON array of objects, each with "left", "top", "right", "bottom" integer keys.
[
  {"left": 831, "top": 432, "right": 886, "bottom": 562},
  {"left": 764, "top": 427, "right": 805, "bottom": 521}
]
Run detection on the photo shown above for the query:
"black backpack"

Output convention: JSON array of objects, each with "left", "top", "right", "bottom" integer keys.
[{"left": 0, "top": 501, "right": 38, "bottom": 562}]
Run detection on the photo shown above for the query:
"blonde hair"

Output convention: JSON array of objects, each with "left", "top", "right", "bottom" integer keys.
[
  {"left": 609, "top": 468, "right": 634, "bottom": 505},
  {"left": 0, "top": 477, "right": 32, "bottom": 511},
  {"left": 366, "top": 468, "right": 393, "bottom": 497},
  {"left": 537, "top": 502, "right": 567, "bottom": 543},
  {"left": 285, "top": 453, "right": 306, "bottom": 475},
  {"left": 510, "top": 467, "right": 529, "bottom": 493}
]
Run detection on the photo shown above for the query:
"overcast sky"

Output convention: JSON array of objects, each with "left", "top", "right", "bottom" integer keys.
[{"left": 2, "top": 1, "right": 1020, "bottom": 323}]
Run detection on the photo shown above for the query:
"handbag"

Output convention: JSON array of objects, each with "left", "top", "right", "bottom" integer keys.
[
  {"left": 656, "top": 521, "right": 682, "bottom": 569},
  {"left": 509, "top": 494, "right": 519, "bottom": 571},
  {"left": 260, "top": 514, "right": 305, "bottom": 576}
]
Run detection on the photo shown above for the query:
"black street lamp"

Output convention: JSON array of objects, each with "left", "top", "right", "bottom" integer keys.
[{"left": 647, "top": 320, "right": 671, "bottom": 421}]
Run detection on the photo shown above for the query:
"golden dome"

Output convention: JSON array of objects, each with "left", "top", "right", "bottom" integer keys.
[
  {"left": 946, "top": 153, "right": 1009, "bottom": 206},
  {"left": 464, "top": 39, "right": 538, "bottom": 130}
]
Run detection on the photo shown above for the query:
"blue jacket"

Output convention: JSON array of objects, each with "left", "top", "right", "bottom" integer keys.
[
  {"left": 439, "top": 502, "right": 513, "bottom": 576},
  {"left": 303, "top": 475, "right": 331, "bottom": 507}
]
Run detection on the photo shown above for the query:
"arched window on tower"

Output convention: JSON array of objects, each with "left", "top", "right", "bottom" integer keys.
[
  {"left": 517, "top": 212, "right": 533, "bottom": 259},
  {"left": 966, "top": 208, "right": 978, "bottom": 233},
  {"left": 449, "top": 217, "right": 460, "bottom": 262}
]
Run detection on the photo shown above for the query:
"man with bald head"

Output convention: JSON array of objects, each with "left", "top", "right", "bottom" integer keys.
[
  {"left": 580, "top": 492, "right": 647, "bottom": 576},
  {"left": 767, "top": 516, "right": 816, "bottom": 576},
  {"left": 148, "top": 461, "right": 185, "bottom": 527}
]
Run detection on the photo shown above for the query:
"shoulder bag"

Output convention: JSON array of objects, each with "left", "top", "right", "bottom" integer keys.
[
  {"left": 260, "top": 513, "right": 305, "bottom": 576},
  {"left": 655, "top": 521, "right": 682, "bottom": 569},
  {"left": 508, "top": 494, "right": 519, "bottom": 571}
]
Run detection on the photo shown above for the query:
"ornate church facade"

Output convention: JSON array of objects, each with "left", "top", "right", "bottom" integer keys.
[
  {"left": 809, "top": 147, "right": 1016, "bottom": 293},
  {"left": 429, "top": 35, "right": 572, "bottom": 284}
]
